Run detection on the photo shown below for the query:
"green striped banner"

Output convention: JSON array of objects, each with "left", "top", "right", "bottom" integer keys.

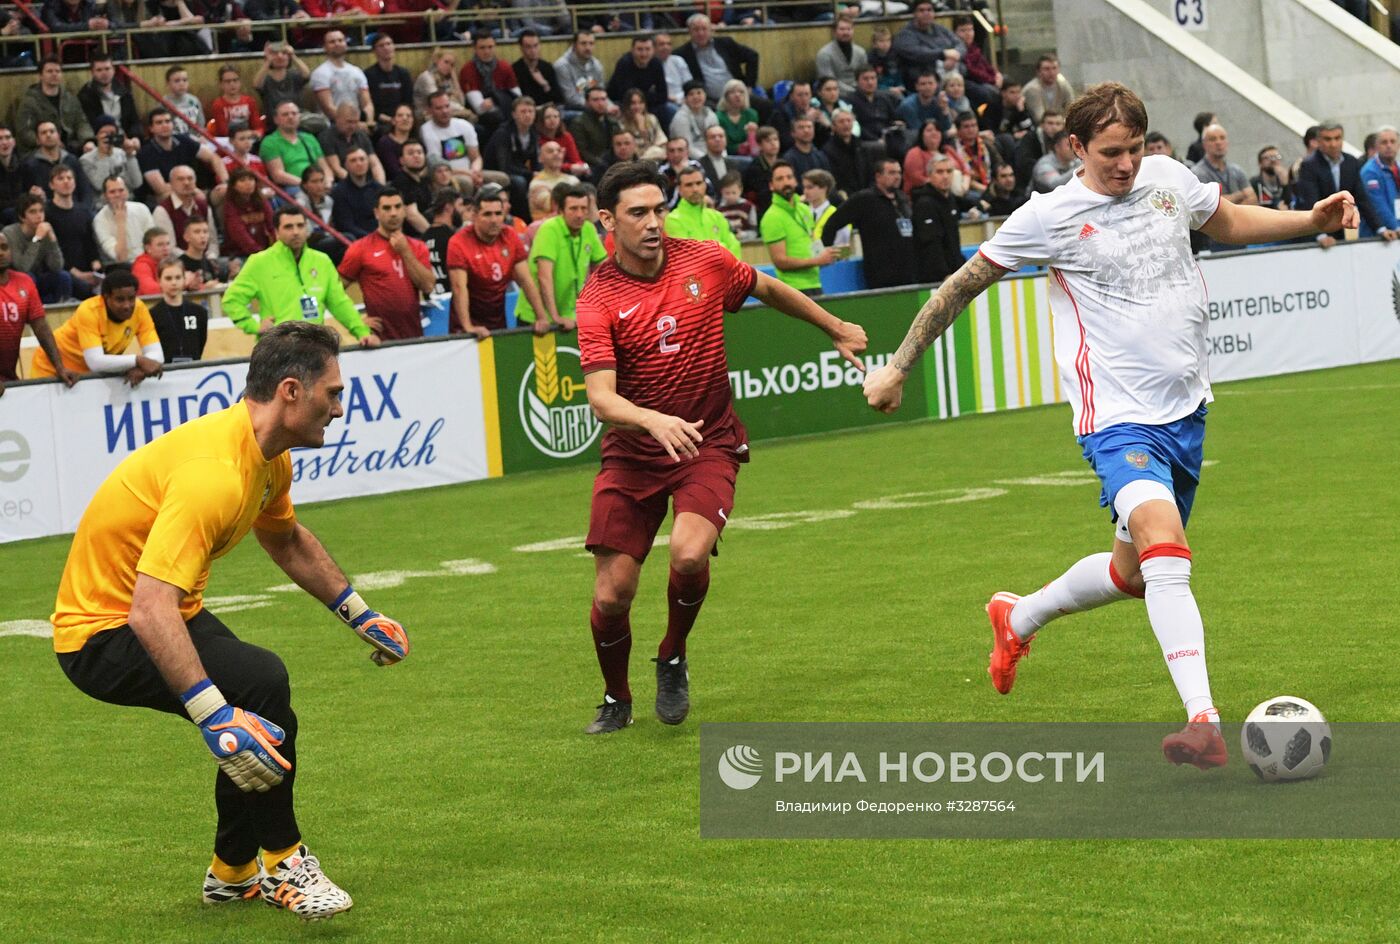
[{"left": 922, "top": 277, "right": 1064, "bottom": 420}]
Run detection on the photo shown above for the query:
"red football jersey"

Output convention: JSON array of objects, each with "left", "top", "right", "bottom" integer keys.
[
  {"left": 577, "top": 237, "right": 757, "bottom": 467},
  {"left": 445, "top": 226, "right": 528, "bottom": 332},
  {"left": 0, "top": 271, "right": 45, "bottom": 381},
  {"left": 338, "top": 231, "right": 430, "bottom": 340},
  {"left": 209, "top": 95, "right": 266, "bottom": 136},
  {"left": 222, "top": 153, "right": 267, "bottom": 178}
]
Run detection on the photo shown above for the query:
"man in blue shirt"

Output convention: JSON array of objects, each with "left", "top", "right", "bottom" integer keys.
[
  {"left": 1358, "top": 125, "right": 1400, "bottom": 240},
  {"left": 895, "top": 71, "right": 951, "bottom": 135}
]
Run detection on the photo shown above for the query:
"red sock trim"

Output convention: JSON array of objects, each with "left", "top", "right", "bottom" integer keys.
[
  {"left": 1139, "top": 542, "right": 1192, "bottom": 563},
  {"left": 1108, "top": 561, "right": 1145, "bottom": 599}
]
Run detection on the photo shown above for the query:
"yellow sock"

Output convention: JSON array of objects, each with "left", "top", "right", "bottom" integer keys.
[
  {"left": 210, "top": 854, "right": 259, "bottom": 884},
  {"left": 263, "top": 841, "right": 303, "bottom": 872}
]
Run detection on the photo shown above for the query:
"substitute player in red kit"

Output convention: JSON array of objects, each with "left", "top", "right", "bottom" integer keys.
[
  {"left": 337, "top": 188, "right": 436, "bottom": 341},
  {"left": 576, "top": 162, "right": 868, "bottom": 734},
  {"left": 0, "top": 231, "right": 78, "bottom": 395},
  {"left": 445, "top": 184, "right": 548, "bottom": 338}
]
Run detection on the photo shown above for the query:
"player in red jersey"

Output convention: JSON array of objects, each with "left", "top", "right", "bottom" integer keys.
[
  {"left": 576, "top": 162, "right": 868, "bottom": 734},
  {"left": 0, "top": 232, "right": 78, "bottom": 396},
  {"left": 337, "top": 188, "right": 436, "bottom": 341},
  {"left": 445, "top": 185, "right": 547, "bottom": 338}
]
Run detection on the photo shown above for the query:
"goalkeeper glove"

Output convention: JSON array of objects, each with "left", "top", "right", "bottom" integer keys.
[
  {"left": 330, "top": 586, "right": 410, "bottom": 666},
  {"left": 181, "top": 680, "right": 291, "bottom": 793}
]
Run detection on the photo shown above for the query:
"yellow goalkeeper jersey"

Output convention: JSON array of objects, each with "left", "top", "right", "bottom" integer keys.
[{"left": 51, "top": 400, "right": 297, "bottom": 653}]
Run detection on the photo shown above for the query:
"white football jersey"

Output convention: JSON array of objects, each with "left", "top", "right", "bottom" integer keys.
[{"left": 978, "top": 155, "right": 1222, "bottom": 436}]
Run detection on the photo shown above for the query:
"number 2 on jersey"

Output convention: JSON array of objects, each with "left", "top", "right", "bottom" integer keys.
[{"left": 656, "top": 315, "right": 680, "bottom": 353}]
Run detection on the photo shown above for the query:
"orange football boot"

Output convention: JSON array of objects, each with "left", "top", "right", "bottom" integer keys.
[
  {"left": 986, "top": 592, "right": 1033, "bottom": 694},
  {"left": 1162, "top": 711, "right": 1229, "bottom": 769}
]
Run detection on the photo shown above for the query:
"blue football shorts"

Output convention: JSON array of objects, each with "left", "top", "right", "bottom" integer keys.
[{"left": 1078, "top": 401, "right": 1208, "bottom": 529}]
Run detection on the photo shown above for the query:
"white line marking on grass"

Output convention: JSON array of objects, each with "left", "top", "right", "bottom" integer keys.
[
  {"left": 204, "top": 594, "right": 278, "bottom": 613},
  {"left": 267, "top": 558, "right": 498, "bottom": 594},
  {"left": 1216, "top": 383, "right": 1400, "bottom": 397},
  {"left": 853, "top": 487, "right": 1009, "bottom": 510},
  {"left": 0, "top": 620, "right": 53, "bottom": 638},
  {"left": 994, "top": 471, "right": 1097, "bottom": 487},
  {"left": 724, "top": 510, "right": 858, "bottom": 530},
  {"left": 515, "top": 536, "right": 588, "bottom": 553}
]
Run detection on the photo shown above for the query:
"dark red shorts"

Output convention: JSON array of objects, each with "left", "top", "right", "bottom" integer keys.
[{"left": 586, "top": 455, "right": 739, "bottom": 561}]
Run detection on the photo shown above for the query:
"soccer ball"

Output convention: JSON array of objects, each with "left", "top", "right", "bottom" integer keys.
[{"left": 1239, "top": 696, "right": 1332, "bottom": 782}]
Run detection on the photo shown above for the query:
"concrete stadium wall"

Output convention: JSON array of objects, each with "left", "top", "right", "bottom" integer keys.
[
  {"left": 1050, "top": 0, "right": 1324, "bottom": 164},
  {"left": 1141, "top": 0, "right": 1400, "bottom": 144}
]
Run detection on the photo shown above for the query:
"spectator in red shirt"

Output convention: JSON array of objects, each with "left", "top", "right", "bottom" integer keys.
[
  {"left": 208, "top": 66, "right": 266, "bottom": 138},
  {"left": 446, "top": 185, "right": 547, "bottom": 337},
  {"left": 536, "top": 103, "right": 590, "bottom": 178},
  {"left": 337, "top": 188, "right": 435, "bottom": 341},
  {"left": 131, "top": 227, "right": 182, "bottom": 295},
  {"left": 459, "top": 32, "right": 519, "bottom": 139},
  {"left": 221, "top": 168, "right": 274, "bottom": 261}
]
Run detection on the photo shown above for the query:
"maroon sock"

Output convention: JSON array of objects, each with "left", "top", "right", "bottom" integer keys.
[
  {"left": 658, "top": 565, "right": 710, "bottom": 663},
  {"left": 590, "top": 602, "right": 632, "bottom": 702}
]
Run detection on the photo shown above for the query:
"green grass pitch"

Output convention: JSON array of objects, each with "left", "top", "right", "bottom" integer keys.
[{"left": 2, "top": 361, "right": 1396, "bottom": 943}]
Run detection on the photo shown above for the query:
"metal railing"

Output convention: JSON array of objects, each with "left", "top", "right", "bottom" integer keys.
[
  {"left": 116, "top": 63, "right": 352, "bottom": 247},
  {"left": 1, "top": 2, "right": 1001, "bottom": 75}
]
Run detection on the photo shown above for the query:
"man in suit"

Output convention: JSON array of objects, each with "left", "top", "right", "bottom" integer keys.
[
  {"left": 697, "top": 125, "right": 734, "bottom": 196},
  {"left": 1292, "top": 121, "right": 1395, "bottom": 247},
  {"left": 675, "top": 14, "right": 759, "bottom": 107}
]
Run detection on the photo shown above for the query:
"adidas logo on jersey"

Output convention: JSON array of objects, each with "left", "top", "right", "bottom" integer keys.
[{"left": 1078, "top": 223, "right": 1098, "bottom": 240}]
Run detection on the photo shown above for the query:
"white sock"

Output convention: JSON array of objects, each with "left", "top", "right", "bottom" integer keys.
[
  {"left": 1009, "top": 551, "right": 1134, "bottom": 639},
  {"left": 1139, "top": 546, "right": 1215, "bottom": 721}
]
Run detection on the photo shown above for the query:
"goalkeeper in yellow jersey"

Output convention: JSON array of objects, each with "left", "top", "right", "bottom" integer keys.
[{"left": 51, "top": 322, "right": 409, "bottom": 921}]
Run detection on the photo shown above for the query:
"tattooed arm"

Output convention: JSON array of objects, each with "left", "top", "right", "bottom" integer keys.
[{"left": 863, "top": 253, "right": 1007, "bottom": 413}]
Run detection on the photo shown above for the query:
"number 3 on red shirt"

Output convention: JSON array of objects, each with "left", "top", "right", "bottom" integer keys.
[{"left": 657, "top": 315, "right": 680, "bottom": 353}]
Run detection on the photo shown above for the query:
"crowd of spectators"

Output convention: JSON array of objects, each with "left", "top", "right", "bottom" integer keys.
[{"left": 2, "top": 0, "right": 1397, "bottom": 391}]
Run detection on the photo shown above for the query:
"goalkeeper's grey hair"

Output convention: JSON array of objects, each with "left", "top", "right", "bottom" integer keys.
[{"left": 245, "top": 322, "right": 341, "bottom": 403}]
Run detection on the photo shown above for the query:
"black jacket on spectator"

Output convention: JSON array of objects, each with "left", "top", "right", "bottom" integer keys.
[
  {"left": 607, "top": 54, "right": 669, "bottom": 112},
  {"left": 1014, "top": 130, "right": 1050, "bottom": 192},
  {"left": 697, "top": 154, "right": 729, "bottom": 196},
  {"left": 41, "top": 0, "right": 98, "bottom": 32},
  {"left": 22, "top": 150, "right": 87, "bottom": 201},
  {"left": 780, "top": 145, "right": 832, "bottom": 180},
  {"left": 981, "top": 97, "right": 1033, "bottom": 139},
  {"left": 675, "top": 37, "right": 759, "bottom": 91},
  {"left": 1292, "top": 149, "right": 1383, "bottom": 238},
  {"left": 484, "top": 124, "right": 540, "bottom": 179},
  {"left": 820, "top": 186, "right": 916, "bottom": 290},
  {"left": 47, "top": 199, "right": 100, "bottom": 272},
  {"left": 772, "top": 102, "right": 831, "bottom": 153},
  {"left": 850, "top": 90, "right": 900, "bottom": 144},
  {"left": 982, "top": 190, "right": 1027, "bottom": 217},
  {"left": 392, "top": 169, "right": 434, "bottom": 234},
  {"left": 569, "top": 112, "right": 620, "bottom": 169},
  {"left": 366, "top": 63, "right": 414, "bottom": 125},
  {"left": 77, "top": 80, "right": 143, "bottom": 141},
  {"left": 743, "top": 154, "right": 776, "bottom": 214},
  {"left": 821, "top": 134, "right": 872, "bottom": 196},
  {"left": 910, "top": 183, "right": 976, "bottom": 284},
  {"left": 138, "top": 136, "right": 203, "bottom": 195},
  {"left": 0, "top": 154, "right": 25, "bottom": 224},
  {"left": 513, "top": 58, "right": 566, "bottom": 108},
  {"left": 331, "top": 177, "right": 385, "bottom": 240}
]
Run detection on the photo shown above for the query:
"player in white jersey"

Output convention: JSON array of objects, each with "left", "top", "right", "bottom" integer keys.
[{"left": 863, "top": 84, "right": 1356, "bottom": 769}]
